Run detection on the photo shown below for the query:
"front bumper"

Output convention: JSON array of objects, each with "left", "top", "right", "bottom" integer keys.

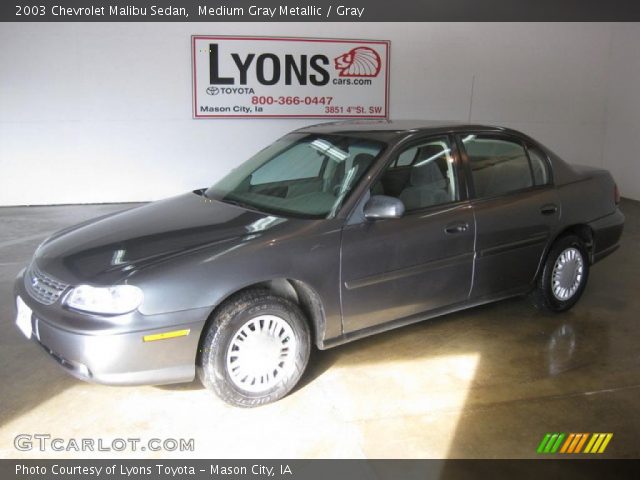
[{"left": 14, "top": 269, "right": 209, "bottom": 386}]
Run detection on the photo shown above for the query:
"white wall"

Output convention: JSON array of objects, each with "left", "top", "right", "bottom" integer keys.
[
  {"left": 0, "top": 22, "right": 636, "bottom": 205},
  {"left": 603, "top": 23, "right": 640, "bottom": 201}
]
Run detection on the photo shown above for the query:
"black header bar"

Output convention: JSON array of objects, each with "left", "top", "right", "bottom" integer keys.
[{"left": 2, "top": 0, "right": 640, "bottom": 22}]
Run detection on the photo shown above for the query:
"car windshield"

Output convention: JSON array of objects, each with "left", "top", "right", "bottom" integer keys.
[{"left": 205, "top": 133, "right": 385, "bottom": 218}]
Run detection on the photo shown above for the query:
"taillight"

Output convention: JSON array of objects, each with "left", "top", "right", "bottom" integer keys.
[{"left": 614, "top": 183, "right": 621, "bottom": 205}]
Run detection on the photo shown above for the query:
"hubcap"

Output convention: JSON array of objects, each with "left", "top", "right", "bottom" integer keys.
[
  {"left": 551, "top": 247, "right": 584, "bottom": 301},
  {"left": 226, "top": 315, "right": 297, "bottom": 393}
]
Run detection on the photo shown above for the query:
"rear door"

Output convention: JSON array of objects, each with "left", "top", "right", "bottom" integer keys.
[{"left": 457, "top": 133, "right": 560, "bottom": 299}]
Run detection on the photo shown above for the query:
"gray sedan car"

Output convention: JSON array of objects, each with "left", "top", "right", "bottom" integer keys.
[{"left": 14, "top": 121, "right": 624, "bottom": 407}]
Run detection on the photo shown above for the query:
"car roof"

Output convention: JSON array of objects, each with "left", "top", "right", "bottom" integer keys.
[{"left": 294, "top": 119, "right": 511, "bottom": 138}]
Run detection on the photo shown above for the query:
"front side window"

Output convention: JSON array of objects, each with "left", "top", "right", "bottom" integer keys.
[
  {"left": 205, "top": 134, "right": 385, "bottom": 218},
  {"left": 374, "top": 136, "right": 459, "bottom": 212},
  {"left": 461, "top": 135, "right": 533, "bottom": 197}
]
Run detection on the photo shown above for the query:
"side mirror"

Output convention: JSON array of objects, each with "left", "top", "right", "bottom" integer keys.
[{"left": 363, "top": 195, "right": 405, "bottom": 220}]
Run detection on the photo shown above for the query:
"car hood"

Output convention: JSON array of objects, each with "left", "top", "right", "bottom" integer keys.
[{"left": 35, "top": 191, "right": 288, "bottom": 283}]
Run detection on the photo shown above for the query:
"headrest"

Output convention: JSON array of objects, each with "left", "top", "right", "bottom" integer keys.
[
  {"left": 410, "top": 161, "right": 445, "bottom": 186},
  {"left": 352, "top": 153, "right": 375, "bottom": 173},
  {"left": 416, "top": 144, "right": 445, "bottom": 163}
]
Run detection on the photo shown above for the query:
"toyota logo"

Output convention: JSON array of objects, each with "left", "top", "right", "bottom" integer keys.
[{"left": 206, "top": 86, "right": 219, "bottom": 96}]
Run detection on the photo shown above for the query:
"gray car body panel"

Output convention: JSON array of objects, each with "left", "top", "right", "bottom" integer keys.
[{"left": 14, "top": 121, "right": 624, "bottom": 385}]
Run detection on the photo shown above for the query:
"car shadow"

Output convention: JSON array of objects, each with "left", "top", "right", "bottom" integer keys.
[
  {"left": 155, "top": 379, "right": 204, "bottom": 391},
  {"left": 156, "top": 340, "right": 344, "bottom": 393}
]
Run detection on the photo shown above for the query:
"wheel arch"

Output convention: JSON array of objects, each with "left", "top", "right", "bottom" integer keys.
[
  {"left": 553, "top": 224, "right": 595, "bottom": 262},
  {"left": 534, "top": 224, "right": 595, "bottom": 282},
  {"left": 197, "top": 278, "right": 327, "bottom": 354}
]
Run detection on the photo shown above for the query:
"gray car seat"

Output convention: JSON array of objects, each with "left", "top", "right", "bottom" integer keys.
[
  {"left": 473, "top": 158, "right": 533, "bottom": 197},
  {"left": 330, "top": 153, "right": 379, "bottom": 195},
  {"left": 399, "top": 146, "right": 449, "bottom": 210}
]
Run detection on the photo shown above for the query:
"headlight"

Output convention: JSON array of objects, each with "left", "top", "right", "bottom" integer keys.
[{"left": 65, "top": 285, "right": 143, "bottom": 315}]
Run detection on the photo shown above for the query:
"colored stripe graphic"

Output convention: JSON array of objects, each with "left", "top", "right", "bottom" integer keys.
[
  {"left": 568, "top": 433, "right": 582, "bottom": 453},
  {"left": 584, "top": 433, "right": 614, "bottom": 454},
  {"left": 575, "top": 433, "right": 589, "bottom": 453},
  {"left": 537, "top": 433, "right": 613, "bottom": 454},
  {"left": 591, "top": 434, "right": 606, "bottom": 453},
  {"left": 544, "top": 433, "right": 558, "bottom": 453},
  {"left": 537, "top": 434, "right": 552, "bottom": 454},
  {"left": 550, "top": 433, "right": 565, "bottom": 453},
  {"left": 584, "top": 434, "right": 598, "bottom": 453},
  {"left": 560, "top": 433, "right": 575, "bottom": 453},
  {"left": 537, "top": 433, "right": 565, "bottom": 453},
  {"left": 598, "top": 433, "right": 613, "bottom": 453}
]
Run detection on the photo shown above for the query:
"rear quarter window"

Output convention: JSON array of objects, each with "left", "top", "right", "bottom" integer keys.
[{"left": 526, "top": 145, "right": 551, "bottom": 186}]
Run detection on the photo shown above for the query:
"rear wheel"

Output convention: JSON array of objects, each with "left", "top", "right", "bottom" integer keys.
[
  {"left": 197, "top": 290, "right": 310, "bottom": 407},
  {"left": 532, "top": 235, "right": 590, "bottom": 313}
]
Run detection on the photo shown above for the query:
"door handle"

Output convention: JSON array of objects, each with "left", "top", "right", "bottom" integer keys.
[
  {"left": 444, "top": 222, "right": 469, "bottom": 234},
  {"left": 540, "top": 204, "right": 558, "bottom": 216}
]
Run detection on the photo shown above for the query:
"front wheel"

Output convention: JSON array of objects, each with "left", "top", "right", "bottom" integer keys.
[
  {"left": 532, "top": 235, "right": 590, "bottom": 313},
  {"left": 197, "top": 290, "right": 310, "bottom": 407}
]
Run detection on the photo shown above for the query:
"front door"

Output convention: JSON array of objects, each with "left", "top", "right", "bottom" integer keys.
[{"left": 340, "top": 135, "right": 475, "bottom": 334}]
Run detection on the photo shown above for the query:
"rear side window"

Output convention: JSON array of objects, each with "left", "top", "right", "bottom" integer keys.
[{"left": 461, "top": 135, "right": 533, "bottom": 197}]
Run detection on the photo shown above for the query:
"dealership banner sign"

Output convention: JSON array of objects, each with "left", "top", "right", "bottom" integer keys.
[{"left": 192, "top": 36, "right": 390, "bottom": 118}]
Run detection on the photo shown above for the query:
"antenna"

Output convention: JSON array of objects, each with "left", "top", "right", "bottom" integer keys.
[{"left": 467, "top": 75, "right": 476, "bottom": 123}]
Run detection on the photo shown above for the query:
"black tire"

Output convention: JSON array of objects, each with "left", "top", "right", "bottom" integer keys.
[
  {"left": 197, "top": 290, "right": 311, "bottom": 407},
  {"left": 531, "top": 234, "right": 590, "bottom": 313}
]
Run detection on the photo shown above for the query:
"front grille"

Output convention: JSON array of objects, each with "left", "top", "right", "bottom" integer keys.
[{"left": 24, "top": 263, "right": 69, "bottom": 305}]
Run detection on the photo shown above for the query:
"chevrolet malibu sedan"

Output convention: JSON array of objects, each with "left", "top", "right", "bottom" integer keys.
[{"left": 15, "top": 121, "right": 624, "bottom": 407}]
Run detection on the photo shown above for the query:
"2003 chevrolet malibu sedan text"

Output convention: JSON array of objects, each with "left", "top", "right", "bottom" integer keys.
[{"left": 14, "top": 121, "right": 624, "bottom": 407}]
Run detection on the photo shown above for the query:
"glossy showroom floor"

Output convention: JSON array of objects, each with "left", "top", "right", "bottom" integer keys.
[{"left": 0, "top": 200, "right": 639, "bottom": 459}]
